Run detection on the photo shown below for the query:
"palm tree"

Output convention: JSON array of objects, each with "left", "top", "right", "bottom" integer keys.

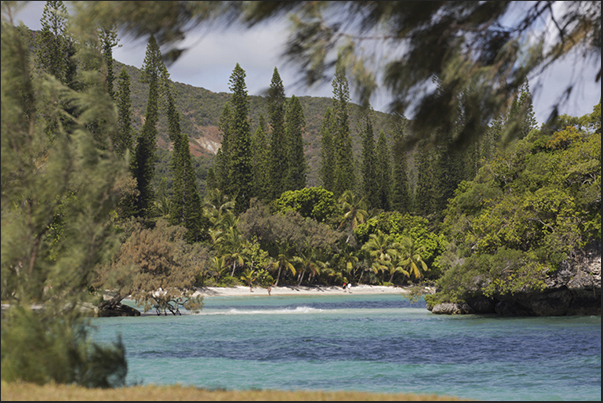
[
  {"left": 270, "top": 245, "right": 297, "bottom": 286},
  {"left": 204, "top": 188, "right": 235, "bottom": 226},
  {"left": 388, "top": 251, "right": 410, "bottom": 283},
  {"left": 337, "top": 190, "right": 368, "bottom": 244},
  {"left": 240, "top": 269, "right": 257, "bottom": 289},
  {"left": 220, "top": 226, "right": 245, "bottom": 277},
  {"left": 334, "top": 248, "right": 359, "bottom": 283},
  {"left": 293, "top": 252, "right": 318, "bottom": 286},
  {"left": 361, "top": 231, "right": 398, "bottom": 283},
  {"left": 208, "top": 256, "right": 229, "bottom": 282},
  {"left": 398, "top": 236, "right": 428, "bottom": 282}
]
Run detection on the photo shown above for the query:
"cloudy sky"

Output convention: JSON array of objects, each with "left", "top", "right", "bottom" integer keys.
[{"left": 13, "top": 1, "right": 601, "bottom": 124}]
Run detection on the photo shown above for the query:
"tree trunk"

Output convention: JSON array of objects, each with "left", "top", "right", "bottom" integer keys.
[
  {"left": 298, "top": 270, "right": 305, "bottom": 286},
  {"left": 275, "top": 264, "right": 282, "bottom": 286}
]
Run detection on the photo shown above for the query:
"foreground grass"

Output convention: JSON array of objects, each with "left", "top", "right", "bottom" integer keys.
[{"left": 1, "top": 382, "right": 469, "bottom": 401}]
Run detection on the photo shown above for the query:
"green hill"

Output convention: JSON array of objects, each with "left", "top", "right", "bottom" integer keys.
[{"left": 116, "top": 60, "right": 399, "bottom": 188}]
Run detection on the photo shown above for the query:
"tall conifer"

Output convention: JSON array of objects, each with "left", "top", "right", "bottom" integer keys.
[
  {"left": 508, "top": 80, "right": 537, "bottom": 139},
  {"left": 131, "top": 35, "right": 162, "bottom": 218},
  {"left": 319, "top": 107, "right": 336, "bottom": 191},
  {"left": 36, "top": 1, "right": 69, "bottom": 82},
  {"left": 267, "top": 67, "right": 287, "bottom": 199},
  {"left": 251, "top": 113, "right": 270, "bottom": 200},
  {"left": 391, "top": 115, "right": 412, "bottom": 213},
  {"left": 414, "top": 140, "right": 437, "bottom": 217},
  {"left": 215, "top": 103, "right": 233, "bottom": 193},
  {"left": 375, "top": 130, "right": 392, "bottom": 211},
  {"left": 99, "top": 26, "right": 119, "bottom": 99},
  {"left": 284, "top": 95, "right": 307, "bottom": 191},
  {"left": 360, "top": 107, "right": 378, "bottom": 209},
  {"left": 332, "top": 65, "right": 355, "bottom": 196},
  {"left": 433, "top": 127, "right": 464, "bottom": 218},
  {"left": 115, "top": 67, "right": 133, "bottom": 157},
  {"left": 165, "top": 80, "right": 206, "bottom": 242},
  {"left": 227, "top": 63, "right": 253, "bottom": 214}
]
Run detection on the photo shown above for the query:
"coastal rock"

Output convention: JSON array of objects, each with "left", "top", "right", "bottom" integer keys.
[
  {"left": 432, "top": 242, "right": 601, "bottom": 316},
  {"left": 431, "top": 302, "right": 474, "bottom": 315},
  {"left": 487, "top": 243, "right": 600, "bottom": 316},
  {"left": 97, "top": 302, "right": 140, "bottom": 317},
  {"left": 467, "top": 296, "right": 496, "bottom": 314}
]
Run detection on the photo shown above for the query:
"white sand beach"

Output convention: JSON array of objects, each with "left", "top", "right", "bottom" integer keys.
[{"left": 191, "top": 284, "right": 432, "bottom": 297}]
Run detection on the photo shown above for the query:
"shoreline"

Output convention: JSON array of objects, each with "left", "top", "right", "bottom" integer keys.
[{"left": 191, "top": 284, "right": 432, "bottom": 298}]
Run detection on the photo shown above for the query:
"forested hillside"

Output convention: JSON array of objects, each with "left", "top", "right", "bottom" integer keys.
[{"left": 117, "top": 60, "right": 395, "bottom": 188}]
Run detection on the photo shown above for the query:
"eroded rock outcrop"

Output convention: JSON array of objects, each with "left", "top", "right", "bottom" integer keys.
[{"left": 430, "top": 243, "right": 601, "bottom": 316}]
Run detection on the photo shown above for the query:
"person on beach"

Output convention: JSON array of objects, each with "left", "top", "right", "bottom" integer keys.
[
  {"left": 267, "top": 285, "right": 272, "bottom": 296},
  {"left": 342, "top": 282, "right": 347, "bottom": 293},
  {"left": 347, "top": 283, "right": 352, "bottom": 293}
]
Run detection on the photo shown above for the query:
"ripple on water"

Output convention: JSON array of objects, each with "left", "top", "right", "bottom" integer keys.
[{"left": 90, "top": 294, "right": 601, "bottom": 401}]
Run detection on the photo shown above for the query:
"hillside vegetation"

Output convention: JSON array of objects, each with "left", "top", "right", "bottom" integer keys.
[{"left": 117, "top": 60, "right": 396, "bottom": 187}]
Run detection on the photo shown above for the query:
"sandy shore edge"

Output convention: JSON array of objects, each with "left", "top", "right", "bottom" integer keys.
[{"left": 191, "top": 285, "right": 433, "bottom": 297}]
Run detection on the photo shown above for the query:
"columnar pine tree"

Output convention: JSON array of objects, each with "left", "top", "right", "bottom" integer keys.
[
  {"left": 267, "top": 67, "right": 287, "bottom": 199},
  {"left": 319, "top": 107, "right": 336, "bottom": 191},
  {"left": 164, "top": 79, "right": 206, "bottom": 242},
  {"left": 227, "top": 63, "right": 253, "bottom": 214},
  {"left": 206, "top": 167, "right": 217, "bottom": 192},
  {"left": 36, "top": 1, "right": 77, "bottom": 140},
  {"left": 433, "top": 127, "right": 464, "bottom": 217},
  {"left": 375, "top": 130, "right": 392, "bottom": 211},
  {"left": 131, "top": 35, "right": 162, "bottom": 218},
  {"left": 36, "top": 1, "right": 69, "bottom": 82},
  {"left": 214, "top": 103, "right": 233, "bottom": 193},
  {"left": 391, "top": 115, "right": 412, "bottom": 213},
  {"left": 98, "top": 26, "right": 119, "bottom": 99},
  {"left": 332, "top": 65, "right": 355, "bottom": 196},
  {"left": 251, "top": 113, "right": 270, "bottom": 200},
  {"left": 284, "top": 95, "right": 307, "bottom": 191},
  {"left": 508, "top": 80, "right": 538, "bottom": 139},
  {"left": 115, "top": 67, "right": 134, "bottom": 157},
  {"left": 414, "top": 140, "right": 437, "bottom": 217},
  {"left": 360, "top": 107, "right": 378, "bottom": 209}
]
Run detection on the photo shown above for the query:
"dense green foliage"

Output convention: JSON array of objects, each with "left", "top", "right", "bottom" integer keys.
[
  {"left": 2, "top": 2, "right": 128, "bottom": 386},
  {"left": 275, "top": 187, "right": 340, "bottom": 224},
  {"left": 426, "top": 104, "right": 601, "bottom": 307}
]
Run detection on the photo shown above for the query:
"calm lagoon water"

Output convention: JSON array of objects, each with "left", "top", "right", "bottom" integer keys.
[{"left": 90, "top": 294, "right": 601, "bottom": 401}]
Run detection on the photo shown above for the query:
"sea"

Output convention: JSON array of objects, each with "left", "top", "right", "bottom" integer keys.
[{"left": 89, "top": 293, "right": 601, "bottom": 401}]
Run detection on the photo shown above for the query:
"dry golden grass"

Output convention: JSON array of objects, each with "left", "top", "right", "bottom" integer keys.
[{"left": 1, "top": 381, "right": 470, "bottom": 401}]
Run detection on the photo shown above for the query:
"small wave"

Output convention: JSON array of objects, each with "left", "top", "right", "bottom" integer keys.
[{"left": 194, "top": 306, "right": 324, "bottom": 315}]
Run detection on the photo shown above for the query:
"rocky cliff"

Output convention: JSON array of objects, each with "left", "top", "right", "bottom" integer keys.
[{"left": 429, "top": 243, "right": 601, "bottom": 316}]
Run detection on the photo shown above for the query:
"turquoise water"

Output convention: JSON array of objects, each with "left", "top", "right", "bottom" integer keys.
[{"left": 90, "top": 294, "right": 601, "bottom": 400}]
